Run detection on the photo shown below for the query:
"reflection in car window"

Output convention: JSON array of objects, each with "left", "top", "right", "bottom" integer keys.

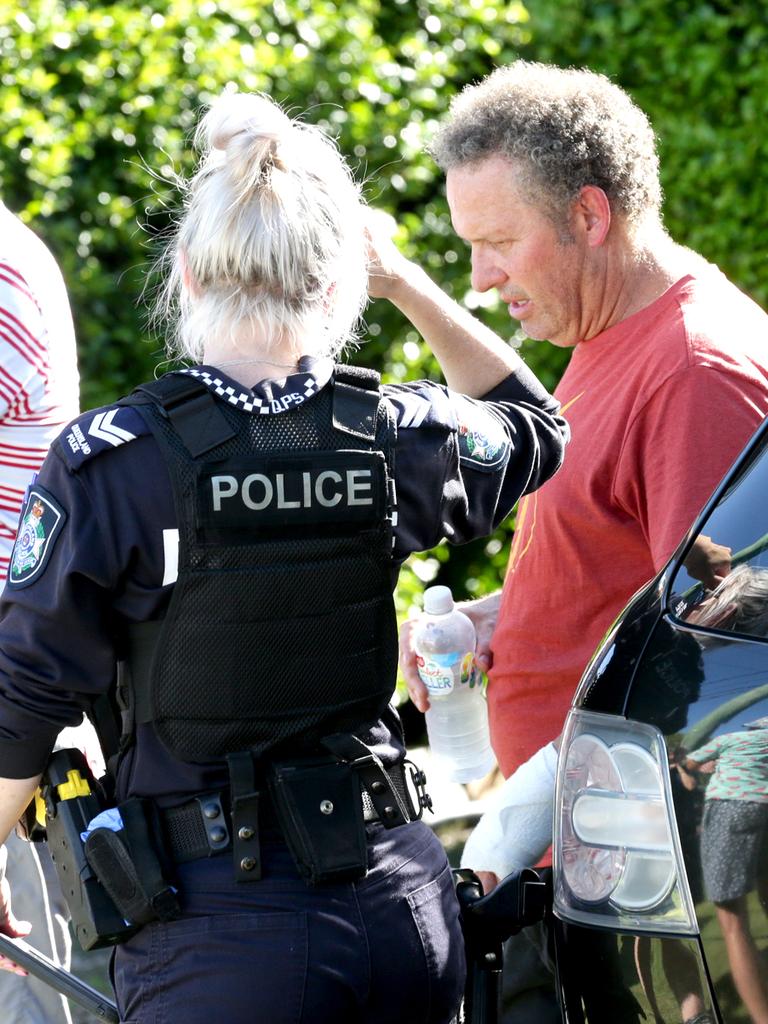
[{"left": 670, "top": 428, "right": 768, "bottom": 640}]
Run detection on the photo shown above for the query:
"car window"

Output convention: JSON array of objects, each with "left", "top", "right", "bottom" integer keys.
[{"left": 669, "top": 425, "right": 768, "bottom": 640}]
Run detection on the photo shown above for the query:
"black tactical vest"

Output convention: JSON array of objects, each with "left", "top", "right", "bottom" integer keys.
[{"left": 121, "top": 366, "right": 398, "bottom": 763}]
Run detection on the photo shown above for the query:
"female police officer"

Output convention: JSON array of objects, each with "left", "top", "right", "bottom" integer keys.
[{"left": 0, "top": 92, "right": 567, "bottom": 1023}]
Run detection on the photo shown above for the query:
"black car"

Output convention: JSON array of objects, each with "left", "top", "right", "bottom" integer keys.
[{"left": 551, "top": 417, "right": 768, "bottom": 1024}]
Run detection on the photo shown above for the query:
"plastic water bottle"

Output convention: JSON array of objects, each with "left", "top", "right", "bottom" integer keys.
[{"left": 414, "top": 585, "right": 496, "bottom": 783}]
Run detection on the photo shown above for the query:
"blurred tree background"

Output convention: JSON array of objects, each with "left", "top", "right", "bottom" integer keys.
[{"left": 1, "top": 0, "right": 766, "bottom": 642}]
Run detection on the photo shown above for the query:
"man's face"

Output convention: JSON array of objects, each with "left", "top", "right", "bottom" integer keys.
[{"left": 446, "top": 155, "right": 589, "bottom": 348}]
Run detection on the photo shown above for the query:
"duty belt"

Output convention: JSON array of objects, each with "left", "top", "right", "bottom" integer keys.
[{"left": 161, "top": 760, "right": 429, "bottom": 865}]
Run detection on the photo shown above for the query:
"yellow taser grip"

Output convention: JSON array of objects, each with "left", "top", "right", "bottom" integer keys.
[
  {"left": 34, "top": 791, "right": 47, "bottom": 828},
  {"left": 56, "top": 769, "right": 92, "bottom": 801}
]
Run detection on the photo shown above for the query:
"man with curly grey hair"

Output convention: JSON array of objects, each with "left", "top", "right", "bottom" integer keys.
[{"left": 370, "top": 60, "right": 768, "bottom": 1024}]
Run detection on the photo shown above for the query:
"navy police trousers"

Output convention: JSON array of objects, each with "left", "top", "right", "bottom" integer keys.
[{"left": 112, "top": 819, "right": 465, "bottom": 1023}]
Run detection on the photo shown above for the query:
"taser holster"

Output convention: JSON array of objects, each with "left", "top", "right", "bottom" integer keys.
[
  {"left": 23, "top": 748, "right": 180, "bottom": 950},
  {"left": 28, "top": 748, "right": 138, "bottom": 950}
]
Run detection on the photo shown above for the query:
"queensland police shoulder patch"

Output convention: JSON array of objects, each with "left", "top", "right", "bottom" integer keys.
[
  {"left": 455, "top": 398, "right": 511, "bottom": 472},
  {"left": 8, "top": 486, "right": 67, "bottom": 589},
  {"left": 58, "top": 405, "right": 149, "bottom": 472}
]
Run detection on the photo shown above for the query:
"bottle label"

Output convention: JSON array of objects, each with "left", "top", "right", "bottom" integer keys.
[{"left": 416, "top": 651, "right": 479, "bottom": 696}]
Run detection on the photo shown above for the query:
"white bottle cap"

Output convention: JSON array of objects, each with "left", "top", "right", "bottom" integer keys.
[{"left": 423, "top": 585, "right": 454, "bottom": 615}]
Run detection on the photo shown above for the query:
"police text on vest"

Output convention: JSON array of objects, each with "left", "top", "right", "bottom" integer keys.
[{"left": 211, "top": 469, "right": 374, "bottom": 512}]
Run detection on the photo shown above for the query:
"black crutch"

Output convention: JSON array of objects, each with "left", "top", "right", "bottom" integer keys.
[
  {"left": 0, "top": 932, "right": 119, "bottom": 1022},
  {"left": 454, "top": 866, "right": 551, "bottom": 1024}
]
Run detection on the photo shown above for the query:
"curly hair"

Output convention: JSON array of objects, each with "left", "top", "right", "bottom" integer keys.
[{"left": 430, "top": 62, "right": 662, "bottom": 224}]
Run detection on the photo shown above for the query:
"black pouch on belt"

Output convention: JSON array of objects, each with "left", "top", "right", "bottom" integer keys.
[
  {"left": 84, "top": 798, "right": 181, "bottom": 926},
  {"left": 268, "top": 758, "right": 367, "bottom": 885}
]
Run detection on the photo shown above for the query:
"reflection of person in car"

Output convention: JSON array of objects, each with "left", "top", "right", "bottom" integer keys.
[
  {"left": 682, "top": 563, "right": 768, "bottom": 637},
  {"left": 682, "top": 534, "right": 732, "bottom": 592},
  {"left": 678, "top": 718, "right": 768, "bottom": 1024}
]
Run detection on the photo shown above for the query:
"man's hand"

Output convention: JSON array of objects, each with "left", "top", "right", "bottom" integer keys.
[
  {"left": 0, "top": 846, "right": 30, "bottom": 976},
  {"left": 457, "top": 592, "right": 501, "bottom": 677},
  {"left": 399, "top": 591, "right": 502, "bottom": 712},
  {"left": 475, "top": 870, "right": 500, "bottom": 895}
]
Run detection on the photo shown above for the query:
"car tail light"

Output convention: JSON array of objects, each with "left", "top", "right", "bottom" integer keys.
[{"left": 553, "top": 710, "right": 697, "bottom": 934}]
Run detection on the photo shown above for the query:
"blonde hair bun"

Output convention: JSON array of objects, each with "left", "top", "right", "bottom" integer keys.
[
  {"left": 205, "top": 92, "right": 292, "bottom": 153},
  {"left": 158, "top": 89, "right": 368, "bottom": 364}
]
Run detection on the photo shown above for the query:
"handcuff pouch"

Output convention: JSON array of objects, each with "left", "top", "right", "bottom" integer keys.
[{"left": 268, "top": 758, "right": 367, "bottom": 885}]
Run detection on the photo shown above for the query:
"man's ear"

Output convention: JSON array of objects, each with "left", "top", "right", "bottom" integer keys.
[{"left": 572, "top": 185, "right": 611, "bottom": 248}]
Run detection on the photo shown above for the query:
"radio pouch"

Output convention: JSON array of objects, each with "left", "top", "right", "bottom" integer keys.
[
  {"left": 268, "top": 759, "right": 367, "bottom": 885},
  {"left": 84, "top": 798, "right": 181, "bottom": 927}
]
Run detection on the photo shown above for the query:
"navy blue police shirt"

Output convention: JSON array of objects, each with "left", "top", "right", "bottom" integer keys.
[{"left": 0, "top": 357, "right": 567, "bottom": 805}]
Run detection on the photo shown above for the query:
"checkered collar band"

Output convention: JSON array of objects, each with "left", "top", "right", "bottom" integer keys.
[{"left": 177, "top": 356, "right": 333, "bottom": 415}]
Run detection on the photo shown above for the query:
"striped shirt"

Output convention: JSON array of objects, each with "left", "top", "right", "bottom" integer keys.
[{"left": 0, "top": 203, "right": 79, "bottom": 578}]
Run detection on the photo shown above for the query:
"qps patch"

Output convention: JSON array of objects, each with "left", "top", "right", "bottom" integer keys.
[
  {"left": 456, "top": 399, "right": 510, "bottom": 473},
  {"left": 8, "top": 486, "right": 67, "bottom": 589}
]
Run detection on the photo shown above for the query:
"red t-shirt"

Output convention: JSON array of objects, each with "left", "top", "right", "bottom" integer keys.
[{"left": 489, "top": 271, "right": 768, "bottom": 778}]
